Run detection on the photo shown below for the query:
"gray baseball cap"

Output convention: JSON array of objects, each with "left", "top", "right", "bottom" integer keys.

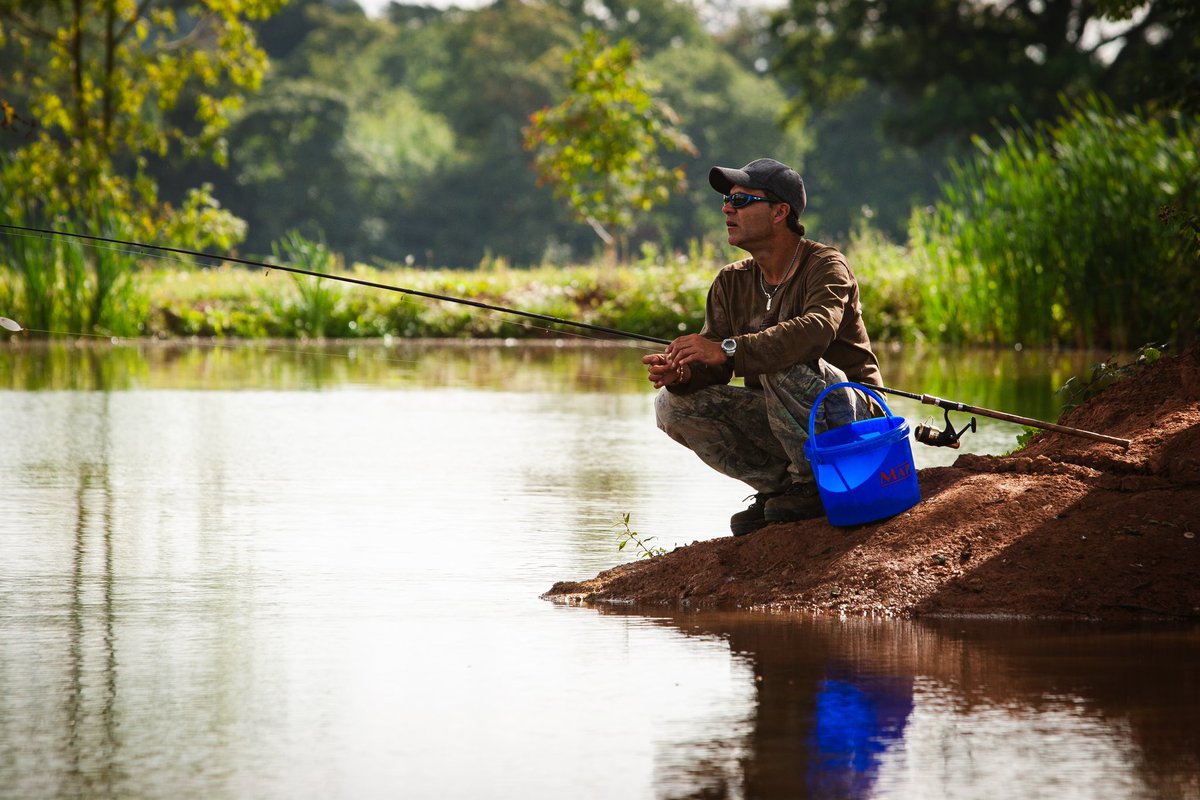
[{"left": 709, "top": 158, "right": 806, "bottom": 216}]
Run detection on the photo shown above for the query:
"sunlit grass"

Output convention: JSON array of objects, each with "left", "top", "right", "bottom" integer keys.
[{"left": 133, "top": 259, "right": 713, "bottom": 341}]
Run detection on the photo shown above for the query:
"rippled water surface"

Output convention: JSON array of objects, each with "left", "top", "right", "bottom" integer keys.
[{"left": 1, "top": 341, "right": 1196, "bottom": 799}]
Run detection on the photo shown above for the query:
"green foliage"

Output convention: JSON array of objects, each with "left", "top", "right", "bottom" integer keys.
[
  {"left": 639, "top": 40, "right": 810, "bottom": 245},
  {"left": 910, "top": 95, "right": 1200, "bottom": 348},
  {"left": 1157, "top": 200, "right": 1200, "bottom": 345},
  {"left": 1005, "top": 427, "right": 1042, "bottom": 456},
  {"left": 272, "top": 230, "right": 342, "bottom": 339},
  {"left": 767, "top": 0, "right": 1198, "bottom": 239},
  {"left": 1057, "top": 344, "right": 1165, "bottom": 412},
  {"left": 770, "top": 0, "right": 1196, "bottom": 146},
  {"left": 524, "top": 31, "right": 698, "bottom": 257},
  {"left": 137, "top": 257, "right": 713, "bottom": 341},
  {"left": 160, "top": 185, "right": 249, "bottom": 254},
  {"left": 0, "top": 0, "right": 265, "bottom": 332},
  {"left": 614, "top": 512, "right": 666, "bottom": 559},
  {"left": 0, "top": 0, "right": 280, "bottom": 213},
  {"left": 0, "top": 206, "right": 147, "bottom": 336},
  {"left": 843, "top": 223, "right": 923, "bottom": 343}
]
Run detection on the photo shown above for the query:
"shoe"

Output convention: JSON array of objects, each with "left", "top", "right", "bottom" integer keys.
[
  {"left": 730, "top": 492, "right": 776, "bottom": 536},
  {"left": 764, "top": 482, "right": 825, "bottom": 522}
]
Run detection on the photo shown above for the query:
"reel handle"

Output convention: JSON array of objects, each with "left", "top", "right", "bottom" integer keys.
[{"left": 913, "top": 409, "right": 977, "bottom": 448}]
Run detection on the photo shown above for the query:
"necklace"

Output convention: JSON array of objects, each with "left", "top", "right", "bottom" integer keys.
[{"left": 757, "top": 241, "right": 802, "bottom": 311}]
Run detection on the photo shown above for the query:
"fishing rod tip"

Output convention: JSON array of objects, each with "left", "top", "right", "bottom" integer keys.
[{"left": 1, "top": 317, "right": 24, "bottom": 332}]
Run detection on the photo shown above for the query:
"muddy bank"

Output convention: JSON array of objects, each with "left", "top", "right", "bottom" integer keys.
[{"left": 544, "top": 346, "right": 1200, "bottom": 619}]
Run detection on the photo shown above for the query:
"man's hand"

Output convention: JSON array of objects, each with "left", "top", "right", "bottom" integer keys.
[
  {"left": 666, "top": 334, "right": 727, "bottom": 368},
  {"left": 642, "top": 352, "right": 689, "bottom": 389}
]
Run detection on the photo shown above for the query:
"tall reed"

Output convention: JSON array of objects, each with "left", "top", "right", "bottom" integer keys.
[
  {"left": 0, "top": 206, "right": 145, "bottom": 335},
  {"left": 912, "top": 94, "right": 1199, "bottom": 348},
  {"left": 272, "top": 230, "right": 342, "bottom": 338}
]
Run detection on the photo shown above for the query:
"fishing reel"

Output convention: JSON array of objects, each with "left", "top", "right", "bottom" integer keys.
[{"left": 913, "top": 408, "right": 977, "bottom": 449}]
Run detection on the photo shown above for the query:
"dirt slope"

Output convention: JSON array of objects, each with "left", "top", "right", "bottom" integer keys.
[{"left": 544, "top": 345, "right": 1200, "bottom": 619}]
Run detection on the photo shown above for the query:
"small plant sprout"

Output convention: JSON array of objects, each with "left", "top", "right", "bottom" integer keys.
[{"left": 614, "top": 512, "right": 667, "bottom": 559}]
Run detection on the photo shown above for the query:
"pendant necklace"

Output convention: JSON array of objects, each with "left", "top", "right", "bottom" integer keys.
[{"left": 758, "top": 241, "right": 802, "bottom": 311}]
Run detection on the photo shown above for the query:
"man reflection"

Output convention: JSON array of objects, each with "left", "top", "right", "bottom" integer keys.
[
  {"left": 805, "top": 672, "right": 913, "bottom": 797},
  {"left": 678, "top": 619, "right": 913, "bottom": 799}
]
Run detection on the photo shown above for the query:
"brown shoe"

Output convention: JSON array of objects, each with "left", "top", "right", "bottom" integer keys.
[
  {"left": 764, "top": 482, "right": 825, "bottom": 522},
  {"left": 730, "top": 492, "right": 777, "bottom": 536}
]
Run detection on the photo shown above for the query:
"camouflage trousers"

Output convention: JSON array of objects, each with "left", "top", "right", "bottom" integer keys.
[{"left": 654, "top": 360, "right": 876, "bottom": 494}]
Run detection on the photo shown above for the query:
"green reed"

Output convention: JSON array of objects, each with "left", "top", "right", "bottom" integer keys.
[
  {"left": 272, "top": 230, "right": 342, "bottom": 339},
  {"left": 911, "top": 94, "right": 1199, "bottom": 348},
  {"left": 0, "top": 206, "right": 145, "bottom": 335}
]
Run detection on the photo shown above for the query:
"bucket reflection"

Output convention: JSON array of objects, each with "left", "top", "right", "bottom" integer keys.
[{"left": 595, "top": 610, "right": 1200, "bottom": 800}]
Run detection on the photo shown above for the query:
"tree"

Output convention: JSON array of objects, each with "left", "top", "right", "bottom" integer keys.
[
  {"left": 770, "top": 0, "right": 1200, "bottom": 147},
  {"left": 524, "top": 31, "right": 697, "bottom": 262},
  {"left": 0, "top": 0, "right": 280, "bottom": 239},
  {"left": 395, "top": 0, "right": 588, "bottom": 266}
]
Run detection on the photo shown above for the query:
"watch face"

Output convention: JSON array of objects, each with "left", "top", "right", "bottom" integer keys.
[{"left": 722, "top": 339, "right": 735, "bottom": 354}]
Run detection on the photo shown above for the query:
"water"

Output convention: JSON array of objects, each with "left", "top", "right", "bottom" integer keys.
[{"left": 1, "top": 340, "right": 1196, "bottom": 799}]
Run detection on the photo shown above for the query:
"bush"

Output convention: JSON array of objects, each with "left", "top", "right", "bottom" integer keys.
[{"left": 911, "top": 94, "right": 1200, "bottom": 348}]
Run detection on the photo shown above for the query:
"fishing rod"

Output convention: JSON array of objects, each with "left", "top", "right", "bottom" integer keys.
[
  {"left": 878, "top": 386, "right": 1130, "bottom": 449},
  {"left": 594, "top": 336, "right": 1132, "bottom": 449},
  {"left": 0, "top": 223, "right": 1131, "bottom": 448},
  {"left": 0, "top": 223, "right": 667, "bottom": 345}
]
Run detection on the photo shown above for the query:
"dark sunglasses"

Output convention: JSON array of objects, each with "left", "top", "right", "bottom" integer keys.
[{"left": 722, "top": 192, "right": 773, "bottom": 209}]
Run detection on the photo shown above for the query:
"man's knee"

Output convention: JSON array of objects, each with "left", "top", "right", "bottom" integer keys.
[
  {"left": 654, "top": 387, "right": 691, "bottom": 435},
  {"left": 760, "top": 360, "right": 830, "bottom": 403},
  {"left": 653, "top": 387, "right": 672, "bottom": 432}
]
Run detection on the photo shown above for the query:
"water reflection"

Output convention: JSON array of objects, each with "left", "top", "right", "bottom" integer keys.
[
  {"left": 0, "top": 338, "right": 1119, "bottom": 470},
  {"left": 606, "top": 610, "right": 1200, "bottom": 799},
  {"left": 1, "top": 338, "right": 1111, "bottom": 403},
  {"left": 4, "top": 340, "right": 1187, "bottom": 800},
  {"left": 0, "top": 338, "right": 654, "bottom": 392}
]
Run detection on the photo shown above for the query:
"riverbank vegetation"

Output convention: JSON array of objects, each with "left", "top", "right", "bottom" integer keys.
[
  {"left": 1, "top": 0, "right": 1197, "bottom": 349},
  {"left": 4, "top": 93, "right": 1195, "bottom": 348}
]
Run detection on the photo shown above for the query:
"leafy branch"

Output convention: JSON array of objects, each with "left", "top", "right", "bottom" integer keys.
[{"left": 1057, "top": 344, "right": 1165, "bottom": 412}]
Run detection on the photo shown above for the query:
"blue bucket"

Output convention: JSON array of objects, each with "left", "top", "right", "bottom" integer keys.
[{"left": 803, "top": 382, "right": 920, "bottom": 526}]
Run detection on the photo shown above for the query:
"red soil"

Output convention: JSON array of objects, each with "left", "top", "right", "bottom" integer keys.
[{"left": 545, "top": 345, "right": 1200, "bottom": 619}]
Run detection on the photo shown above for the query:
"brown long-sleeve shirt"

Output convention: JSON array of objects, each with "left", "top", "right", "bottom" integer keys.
[{"left": 673, "top": 239, "right": 882, "bottom": 392}]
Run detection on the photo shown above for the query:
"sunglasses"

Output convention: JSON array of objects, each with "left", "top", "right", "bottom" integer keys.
[{"left": 722, "top": 192, "right": 773, "bottom": 209}]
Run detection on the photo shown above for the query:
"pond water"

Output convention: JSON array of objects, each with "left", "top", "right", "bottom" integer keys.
[{"left": 1, "top": 340, "right": 1197, "bottom": 799}]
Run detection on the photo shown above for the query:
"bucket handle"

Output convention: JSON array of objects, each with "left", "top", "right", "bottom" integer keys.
[{"left": 806, "top": 381, "right": 895, "bottom": 443}]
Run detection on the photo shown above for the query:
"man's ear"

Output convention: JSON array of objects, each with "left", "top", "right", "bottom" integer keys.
[{"left": 773, "top": 202, "right": 792, "bottom": 225}]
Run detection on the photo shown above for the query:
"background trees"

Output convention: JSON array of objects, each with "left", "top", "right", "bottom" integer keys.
[
  {"left": 2, "top": 0, "right": 1196, "bottom": 345},
  {"left": 0, "top": 0, "right": 279, "bottom": 230},
  {"left": 0, "top": 0, "right": 277, "bottom": 333},
  {"left": 769, "top": 0, "right": 1200, "bottom": 237}
]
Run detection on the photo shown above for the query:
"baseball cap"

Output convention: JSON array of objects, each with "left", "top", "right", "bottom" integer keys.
[{"left": 709, "top": 158, "right": 806, "bottom": 216}]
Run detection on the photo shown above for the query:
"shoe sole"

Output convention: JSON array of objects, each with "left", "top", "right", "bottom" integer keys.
[
  {"left": 730, "top": 518, "right": 769, "bottom": 536},
  {"left": 764, "top": 506, "right": 825, "bottom": 523}
]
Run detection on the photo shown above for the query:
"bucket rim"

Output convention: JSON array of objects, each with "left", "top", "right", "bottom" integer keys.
[
  {"left": 806, "top": 381, "right": 896, "bottom": 444},
  {"left": 805, "top": 416, "right": 911, "bottom": 460}
]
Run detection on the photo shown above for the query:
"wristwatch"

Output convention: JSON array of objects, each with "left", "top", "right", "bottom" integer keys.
[{"left": 721, "top": 337, "right": 737, "bottom": 362}]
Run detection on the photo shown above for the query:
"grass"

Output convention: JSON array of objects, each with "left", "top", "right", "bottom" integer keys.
[
  {"left": 909, "top": 95, "right": 1199, "bottom": 349},
  {"left": 132, "top": 257, "right": 713, "bottom": 341}
]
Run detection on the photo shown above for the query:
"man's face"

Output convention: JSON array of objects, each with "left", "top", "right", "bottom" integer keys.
[{"left": 722, "top": 184, "right": 775, "bottom": 250}]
